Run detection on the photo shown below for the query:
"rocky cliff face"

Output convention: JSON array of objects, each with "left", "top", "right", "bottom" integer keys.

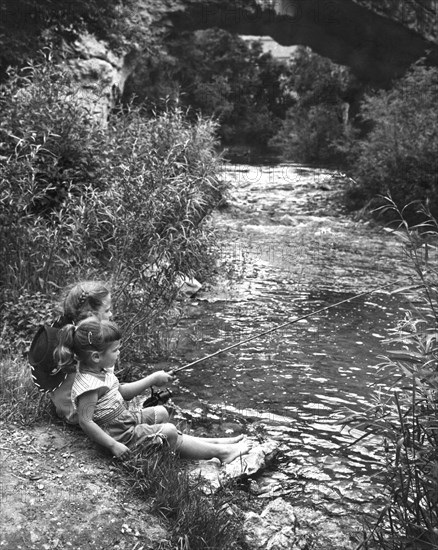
[{"left": 63, "top": 33, "right": 139, "bottom": 124}]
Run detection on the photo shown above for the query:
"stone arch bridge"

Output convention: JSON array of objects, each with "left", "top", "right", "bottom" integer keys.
[{"left": 161, "top": 0, "right": 438, "bottom": 86}]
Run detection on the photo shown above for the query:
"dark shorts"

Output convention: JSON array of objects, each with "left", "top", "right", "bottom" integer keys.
[{"left": 103, "top": 407, "right": 167, "bottom": 450}]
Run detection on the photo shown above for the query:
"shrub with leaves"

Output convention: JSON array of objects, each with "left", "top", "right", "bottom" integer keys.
[
  {"left": 0, "top": 54, "right": 224, "bottom": 362},
  {"left": 271, "top": 104, "right": 348, "bottom": 165},
  {"left": 343, "top": 199, "right": 438, "bottom": 549},
  {"left": 270, "top": 46, "right": 357, "bottom": 165},
  {"left": 106, "top": 107, "right": 223, "bottom": 363},
  {"left": 124, "top": 29, "right": 294, "bottom": 150},
  {"left": 347, "top": 61, "right": 438, "bottom": 220}
]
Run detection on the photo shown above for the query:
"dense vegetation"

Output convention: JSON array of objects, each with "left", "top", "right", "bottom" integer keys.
[
  {"left": 0, "top": 55, "right": 223, "bottom": 362},
  {"left": 0, "top": 0, "right": 150, "bottom": 80},
  {"left": 269, "top": 46, "right": 360, "bottom": 165},
  {"left": 343, "top": 201, "right": 438, "bottom": 550},
  {"left": 267, "top": 51, "right": 438, "bottom": 220},
  {"left": 124, "top": 29, "right": 295, "bottom": 149},
  {"left": 346, "top": 62, "right": 438, "bottom": 220}
]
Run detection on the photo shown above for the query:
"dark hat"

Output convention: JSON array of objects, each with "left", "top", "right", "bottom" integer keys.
[{"left": 28, "top": 325, "right": 67, "bottom": 392}]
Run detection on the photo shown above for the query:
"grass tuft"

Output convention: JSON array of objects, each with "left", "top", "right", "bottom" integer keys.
[
  {"left": 119, "top": 447, "right": 247, "bottom": 550},
  {"left": 342, "top": 199, "right": 438, "bottom": 550},
  {"left": 0, "top": 355, "right": 53, "bottom": 424}
]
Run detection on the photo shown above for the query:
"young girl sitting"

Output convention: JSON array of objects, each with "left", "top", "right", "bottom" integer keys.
[
  {"left": 49, "top": 280, "right": 168, "bottom": 427},
  {"left": 55, "top": 317, "right": 249, "bottom": 463}
]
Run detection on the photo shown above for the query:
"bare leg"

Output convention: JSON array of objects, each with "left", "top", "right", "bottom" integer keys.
[
  {"left": 176, "top": 434, "right": 249, "bottom": 464},
  {"left": 200, "top": 434, "right": 245, "bottom": 444}
]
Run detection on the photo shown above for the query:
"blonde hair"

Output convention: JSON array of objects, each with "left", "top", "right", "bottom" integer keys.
[
  {"left": 62, "top": 281, "right": 110, "bottom": 323},
  {"left": 54, "top": 317, "right": 121, "bottom": 371}
]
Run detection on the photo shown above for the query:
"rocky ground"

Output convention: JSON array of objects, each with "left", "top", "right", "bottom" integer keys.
[
  {"left": 1, "top": 405, "right": 365, "bottom": 550},
  {"left": 0, "top": 420, "right": 169, "bottom": 550}
]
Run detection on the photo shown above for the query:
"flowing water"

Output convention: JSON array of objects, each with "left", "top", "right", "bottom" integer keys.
[{"left": 168, "top": 163, "right": 416, "bottom": 518}]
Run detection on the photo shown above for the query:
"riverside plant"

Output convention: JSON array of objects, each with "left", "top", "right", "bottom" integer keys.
[
  {"left": 0, "top": 55, "right": 247, "bottom": 550},
  {"left": 0, "top": 53, "right": 225, "bottom": 369},
  {"left": 118, "top": 445, "right": 246, "bottom": 550},
  {"left": 0, "top": 355, "right": 53, "bottom": 424},
  {"left": 346, "top": 61, "right": 438, "bottom": 219},
  {"left": 343, "top": 198, "right": 438, "bottom": 550}
]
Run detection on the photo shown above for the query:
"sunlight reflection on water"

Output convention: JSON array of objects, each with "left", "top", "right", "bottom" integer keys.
[{"left": 168, "top": 164, "right": 414, "bottom": 516}]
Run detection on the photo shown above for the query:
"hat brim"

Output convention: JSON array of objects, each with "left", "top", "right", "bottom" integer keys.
[
  {"left": 28, "top": 325, "right": 67, "bottom": 393},
  {"left": 30, "top": 364, "right": 67, "bottom": 393}
]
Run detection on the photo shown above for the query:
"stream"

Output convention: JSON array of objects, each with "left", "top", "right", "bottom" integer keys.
[{"left": 167, "top": 163, "right": 416, "bottom": 519}]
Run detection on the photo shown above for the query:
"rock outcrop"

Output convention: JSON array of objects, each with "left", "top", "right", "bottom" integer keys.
[
  {"left": 243, "top": 498, "right": 359, "bottom": 549},
  {"left": 187, "top": 439, "right": 281, "bottom": 492},
  {"left": 63, "top": 33, "right": 139, "bottom": 124}
]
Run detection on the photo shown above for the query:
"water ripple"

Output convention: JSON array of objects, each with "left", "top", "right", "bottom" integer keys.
[{"left": 169, "top": 164, "right": 414, "bottom": 517}]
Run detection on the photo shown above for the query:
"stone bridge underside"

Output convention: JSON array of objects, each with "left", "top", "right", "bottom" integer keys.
[{"left": 163, "top": 0, "right": 438, "bottom": 86}]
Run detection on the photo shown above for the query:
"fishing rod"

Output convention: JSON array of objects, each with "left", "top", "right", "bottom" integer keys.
[
  {"left": 171, "top": 280, "right": 398, "bottom": 374},
  {"left": 143, "top": 278, "right": 411, "bottom": 406}
]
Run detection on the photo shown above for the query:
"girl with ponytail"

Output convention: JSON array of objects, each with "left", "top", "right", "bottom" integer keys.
[{"left": 56, "top": 317, "right": 248, "bottom": 462}]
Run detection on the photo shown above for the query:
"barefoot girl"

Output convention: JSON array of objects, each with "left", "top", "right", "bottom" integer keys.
[
  {"left": 55, "top": 317, "right": 249, "bottom": 462},
  {"left": 49, "top": 280, "right": 168, "bottom": 426}
]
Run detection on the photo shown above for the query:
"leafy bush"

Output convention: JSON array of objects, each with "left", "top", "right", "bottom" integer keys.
[
  {"left": 270, "top": 46, "right": 357, "bottom": 165},
  {"left": 124, "top": 30, "right": 294, "bottom": 149},
  {"left": 271, "top": 104, "right": 348, "bottom": 164},
  {"left": 0, "top": 54, "right": 224, "bottom": 361},
  {"left": 343, "top": 200, "right": 438, "bottom": 549},
  {"left": 347, "top": 62, "right": 438, "bottom": 219}
]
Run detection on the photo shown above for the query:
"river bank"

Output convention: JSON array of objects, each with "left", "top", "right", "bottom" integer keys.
[
  {"left": 0, "top": 416, "right": 364, "bottom": 550},
  {"left": 0, "top": 164, "right": 413, "bottom": 549}
]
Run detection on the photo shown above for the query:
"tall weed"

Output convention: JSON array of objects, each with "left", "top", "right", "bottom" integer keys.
[
  {"left": 0, "top": 54, "right": 224, "bottom": 364},
  {"left": 0, "top": 355, "right": 53, "bottom": 424},
  {"left": 343, "top": 199, "right": 438, "bottom": 549},
  {"left": 120, "top": 447, "right": 246, "bottom": 550}
]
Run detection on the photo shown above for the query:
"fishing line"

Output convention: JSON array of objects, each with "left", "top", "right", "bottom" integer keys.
[{"left": 171, "top": 278, "right": 406, "bottom": 375}]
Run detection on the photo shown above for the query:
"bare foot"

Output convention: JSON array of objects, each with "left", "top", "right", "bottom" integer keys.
[{"left": 221, "top": 441, "right": 250, "bottom": 465}]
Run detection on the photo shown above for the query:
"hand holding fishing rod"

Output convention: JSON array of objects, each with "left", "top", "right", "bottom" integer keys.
[
  {"left": 142, "top": 370, "right": 175, "bottom": 407},
  {"left": 143, "top": 278, "right": 410, "bottom": 407}
]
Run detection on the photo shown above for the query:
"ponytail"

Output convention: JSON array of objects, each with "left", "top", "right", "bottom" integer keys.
[
  {"left": 62, "top": 281, "right": 111, "bottom": 323},
  {"left": 54, "top": 324, "right": 77, "bottom": 371}
]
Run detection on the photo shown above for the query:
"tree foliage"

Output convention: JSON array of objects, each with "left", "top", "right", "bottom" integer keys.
[
  {"left": 270, "top": 46, "right": 358, "bottom": 164},
  {"left": 124, "top": 29, "right": 294, "bottom": 148},
  {"left": 0, "top": 55, "right": 223, "bottom": 360},
  {"left": 347, "top": 61, "right": 438, "bottom": 219}
]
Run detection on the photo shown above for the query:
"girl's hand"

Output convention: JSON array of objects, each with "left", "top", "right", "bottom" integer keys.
[
  {"left": 111, "top": 442, "right": 130, "bottom": 460},
  {"left": 151, "top": 370, "right": 174, "bottom": 387}
]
